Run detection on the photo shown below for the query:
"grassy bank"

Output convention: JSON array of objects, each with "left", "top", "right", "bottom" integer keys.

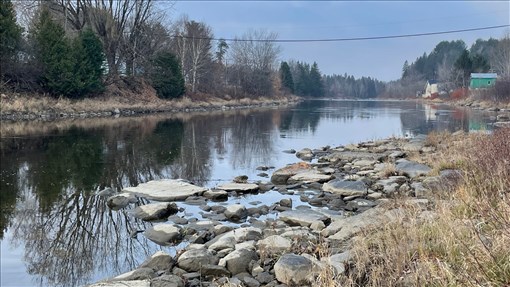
[{"left": 335, "top": 129, "right": 510, "bottom": 286}]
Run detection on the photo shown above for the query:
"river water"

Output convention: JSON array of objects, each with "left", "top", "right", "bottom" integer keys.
[{"left": 0, "top": 100, "right": 497, "bottom": 287}]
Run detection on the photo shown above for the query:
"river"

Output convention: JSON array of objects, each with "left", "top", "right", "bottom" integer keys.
[{"left": 0, "top": 100, "right": 497, "bottom": 287}]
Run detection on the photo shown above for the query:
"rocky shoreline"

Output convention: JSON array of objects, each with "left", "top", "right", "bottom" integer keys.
[{"left": 89, "top": 134, "right": 461, "bottom": 287}]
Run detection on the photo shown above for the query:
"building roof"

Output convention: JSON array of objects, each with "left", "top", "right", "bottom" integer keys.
[{"left": 470, "top": 73, "right": 497, "bottom": 79}]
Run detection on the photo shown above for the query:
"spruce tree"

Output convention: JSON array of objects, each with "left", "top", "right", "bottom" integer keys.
[
  {"left": 0, "top": 0, "right": 22, "bottom": 79},
  {"left": 149, "top": 51, "right": 185, "bottom": 99},
  {"left": 72, "top": 29, "right": 104, "bottom": 97},
  {"left": 279, "top": 61, "right": 294, "bottom": 94},
  {"left": 309, "top": 62, "right": 324, "bottom": 98}
]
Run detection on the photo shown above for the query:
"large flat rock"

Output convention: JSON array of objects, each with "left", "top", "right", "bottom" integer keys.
[
  {"left": 87, "top": 280, "right": 150, "bottom": 287},
  {"left": 279, "top": 210, "right": 330, "bottom": 227},
  {"left": 287, "top": 171, "right": 333, "bottom": 184},
  {"left": 322, "top": 179, "right": 367, "bottom": 197},
  {"left": 124, "top": 179, "right": 207, "bottom": 201},
  {"left": 395, "top": 159, "right": 431, "bottom": 178},
  {"left": 271, "top": 162, "right": 312, "bottom": 185},
  {"left": 217, "top": 183, "right": 259, "bottom": 192}
]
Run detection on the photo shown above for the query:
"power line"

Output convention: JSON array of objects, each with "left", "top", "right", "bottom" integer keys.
[{"left": 170, "top": 24, "right": 510, "bottom": 43}]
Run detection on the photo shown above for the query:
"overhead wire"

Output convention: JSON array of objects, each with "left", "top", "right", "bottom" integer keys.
[{"left": 170, "top": 24, "right": 510, "bottom": 43}]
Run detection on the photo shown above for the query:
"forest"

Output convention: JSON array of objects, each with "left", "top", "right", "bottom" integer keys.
[{"left": 1, "top": 0, "right": 509, "bottom": 101}]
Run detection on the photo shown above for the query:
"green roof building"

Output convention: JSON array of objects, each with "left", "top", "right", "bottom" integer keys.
[{"left": 470, "top": 73, "right": 497, "bottom": 89}]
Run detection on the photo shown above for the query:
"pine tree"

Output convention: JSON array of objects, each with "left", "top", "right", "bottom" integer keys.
[
  {"left": 279, "top": 61, "right": 294, "bottom": 94},
  {"left": 402, "top": 60, "right": 410, "bottom": 79},
  {"left": 71, "top": 29, "right": 105, "bottom": 97},
  {"left": 34, "top": 9, "right": 75, "bottom": 96},
  {"left": 454, "top": 49, "right": 473, "bottom": 87},
  {"left": 149, "top": 51, "right": 185, "bottom": 99},
  {"left": 0, "top": 0, "right": 22, "bottom": 79},
  {"left": 309, "top": 62, "right": 324, "bottom": 97}
]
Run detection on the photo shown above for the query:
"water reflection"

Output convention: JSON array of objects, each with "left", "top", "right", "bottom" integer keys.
[{"left": 0, "top": 101, "right": 497, "bottom": 286}]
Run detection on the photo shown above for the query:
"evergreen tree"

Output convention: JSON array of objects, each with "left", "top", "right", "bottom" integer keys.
[
  {"left": 471, "top": 54, "right": 489, "bottom": 73},
  {"left": 34, "top": 9, "right": 75, "bottom": 96},
  {"left": 309, "top": 62, "right": 324, "bottom": 97},
  {"left": 0, "top": 0, "right": 22, "bottom": 79},
  {"left": 149, "top": 51, "right": 185, "bottom": 99},
  {"left": 279, "top": 61, "right": 294, "bottom": 94},
  {"left": 402, "top": 60, "right": 409, "bottom": 79},
  {"left": 71, "top": 29, "right": 105, "bottom": 97},
  {"left": 454, "top": 49, "right": 473, "bottom": 87}
]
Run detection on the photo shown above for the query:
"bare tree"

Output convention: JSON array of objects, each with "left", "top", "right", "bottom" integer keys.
[{"left": 492, "top": 33, "right": 510, "bottom": 78}]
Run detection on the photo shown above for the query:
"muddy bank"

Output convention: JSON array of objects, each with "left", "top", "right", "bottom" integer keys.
[{"left": 88, "top": 133, "right": 456, "bottom": 287}]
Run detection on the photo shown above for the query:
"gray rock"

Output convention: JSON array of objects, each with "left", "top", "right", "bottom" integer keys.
[
  {"left": 107, "top": 193, "right": 137, "bottom": 210},
  {"left": 219, "top": 248, "right": 258, "bottom": 275},
  {"left": 208, "top": 233, "right": 236, "bottom": 251},
  {"left": 279, "top": 209, "right": 330, "bottom": 227},
  {"left": 323, "top": 251, "right": 351, "bottom": 275},
  {"left": 282, "top": 149, "right": 296, "bottom": 154},
  {"left": 233, "top": 175, "right": 249, "bottom": 183},
  {"left": 143, "top": 224, "right": 182, "bottom": 245},
  {"left": 217, "top": 183, "right": 259, "bottom": 192},
  {"left": 167, "top": 215, "right": 188, "bottom": 225},
  {"left": 177, "top": 249, "right": 218, "bottom": 272},
  {"left": 395, "top": 159, "right": 431, "bottom": 178},
  {"left": 224, "top": 204, "right": 248, "bottom": 221},
  {"left": 87, "top": 281, "right": 150, "bottom": 287},
  {"left": 123, "top": 179, "right": 207, "bottom": 201},
  {"left": 296, "top": 148, "right": 314, "bottom": 161},
  {"left": 323, "top": 179, "right": 367, "bottom": 197},
  {"left": 138, "top": 251, "right": 174, "bottom": 271},
  {"left": 271, "top": 162, "right": 312, "bottom": 185},
  {"left": 112, "top": 268, "right": 156, "bottom": 281},
  {"left": 200, "top": 264, "right": 231, "bottom": 277},
  {"left": 203, "top": 190, "right": 228, "bottom": 201},
  {"left": 274, "top": 253, "right": 313, "bottom": 285},
  {"left": 258, "top": 235, "right": 292, "bottom": 254},
  {"left": 130, "top": 202, "right": 178, "bottom": 221},
  {"left": 287, "top": 171, "right": 333, "bottom": 184},
  {"left": 279, "top": 198, "right": 292, "bottom": 208},
  {"left": 97, "top": 188, "right": 116, "bottom": 197},
  {"left": 150, "top": 275, "right": 184, "bottom": 287}
]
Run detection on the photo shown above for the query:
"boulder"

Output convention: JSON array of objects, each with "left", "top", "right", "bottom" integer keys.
[
  {"left": 87, "top": 281, "right": 150, "bottom": 287},
  {"left": 217, "top": 183, "right": 259, "bottom": 192},
  {"left": 177, "top": 249, "right": 218, "bottom": 272},
  {"left": 296, "top": 148, "right": 314, "bottom": 161},
  {"left": 219, "top": 248, "right": 258, "bottom": 275},
  {"left": 130, "top": 202, "right": 178, "bottom": 221},
  {"left": 143, "top": 224, "right": 182, "bottom": 245},
  {"left": 279, "top": 209, "right": 330, "bottom": 227},
  {"left": 107, "top": 193, "right": 137, "bottom": 210},
  {"left": 322, "top": 251, "right": 351, "bottom": 275},
  {"left": 138, "top": 251, "right": 174, "bottom": 271},
  {"left": 323, "top": 179, "right": 367, "bottom": 197},
  {"left": 274, "top": 253, "right": 313, "bottom": 285},
  {"left": 200, "top": 264, "right": 231, "bottom": 277},
  {"left": 287, "top": 171, "right": 333, "bottom": 184},
  {"left": 123, "top": 179, "right": 207, "bottom": 201},
  {"left": 150, "top": 275, "right": 184, "bottom": 287},
  {"left": 395, "top": 159, "right": 431, "bottom": 178},
  {"left": 224, "top": 204, "right": 248, "bottom": 221},
  {"left": 203, "top": 190, "right": 228, "bottom": 201},
  {"left": 270, "top": 162, "right": 312, "bottom": 185},
  {"left": 258, "top": 235, "right": 291, "bottom": 254},
  {"left": 112, "top": 268, "right": 156, "bottom": 281}
]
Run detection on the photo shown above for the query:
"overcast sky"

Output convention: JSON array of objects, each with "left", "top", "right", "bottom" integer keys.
[{"left": 169, "top": 1, "right": 509, "bottom": 81}]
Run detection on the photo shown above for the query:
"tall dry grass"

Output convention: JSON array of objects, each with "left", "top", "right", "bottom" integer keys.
[{"left": 339, "top": 128, "right": 510, "bottom": 286}]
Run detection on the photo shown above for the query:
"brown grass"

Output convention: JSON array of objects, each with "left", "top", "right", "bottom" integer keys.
[{"left": 337, "top": 128, "right": 510, "bottom": 286}]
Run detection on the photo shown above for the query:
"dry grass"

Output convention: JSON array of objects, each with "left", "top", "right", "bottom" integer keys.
[{"left": 338, "top": 128, "right": 510, "bottom": 286}]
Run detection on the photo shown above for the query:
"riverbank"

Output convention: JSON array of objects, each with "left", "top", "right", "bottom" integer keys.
[
  {"left": 0, "top": 92, "right": 300, "bottom": 122},
  {"left": 87, "top": 128, "right": 509, "bottom": 287}
]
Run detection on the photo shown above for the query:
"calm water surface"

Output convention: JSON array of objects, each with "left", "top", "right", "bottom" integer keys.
[{"left": 0, "top": 100, "right": 497, "bottom": 287}]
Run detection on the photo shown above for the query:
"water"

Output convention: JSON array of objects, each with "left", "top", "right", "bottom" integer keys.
[{"left": 0, "top": 100, "right": 498, "bottom": 287}]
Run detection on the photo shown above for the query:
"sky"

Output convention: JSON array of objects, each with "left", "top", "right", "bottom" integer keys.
[{"left": 167, "top": 1, "right": 509, "bottom": 81}]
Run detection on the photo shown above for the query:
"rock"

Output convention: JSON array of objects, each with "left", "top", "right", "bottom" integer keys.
[
  {"left": 168, "top": 215, "right": 188, "bottom": 225},
  {"left": 256, "top": 166, "right": 271, "bottom": 171},
  {"left": 236, "top": 273, "right": 260, "bottom": 287},
  {"left": 279, "top": 198, "right": 292, "bottom": 208},
  {"left": 208, "top": 233, "right": 236, "bottom": 251},
  {"left": 258, "top": 235, "right": 292, "bottom": 254},
  {"left": 219, "top": 248, "right": 258, "bottom": 275},
  {"left": 274, "top": 253, "right": 313, "bottom": 285},
  {"left": 107, "top": 193, "right": 137, "bottom": 210},
  {"left": 200, "top": 264, "right": 231, "bottom": 277},
  {"left": 224, "top": 204, "right": 248, "bottom": 221},
  {"left": 270, "top": 162, "right": 312, "bottom": 185},
  {"left": 233, "top": 227, "right": 263, "bottom": 242},
  {"left": 367, "top": 192, "right": 383, "bottom": 200},
  {"left": 279, "top": 209, "right": 330, "bottom": 227},
  {"left": 324, "top": 151, "right": 385, "bottom": 163},
  {"left": 123, "top": 179, "right": 207, "bottom": 201},
  {"left": 282, "top": 149, "right": 296, "bottom": 154},
  {"left": 87, "top": 281, "right": 150, "bottom": 287},
  {"left": 177, "top": 249, "right": 218, "bottom": 272},
  {"left": 203, "top": 190, "right": 228, "bottom": 201},
  {"left": 323, "top": 179, "right": 367, "bottom": 197},
  {"left": 233, "top": 175, "right": 249, "bottom": 183},
  {"left": 112, "top": 268, "right": 156, "bottom": 281},
  {"left": 395, "top": 159, "right": 431, "bottom": 178},
  {"left": 217, "top": 183, "right": 259, "bottom": 192},
  {"left": 130, "top": 202, "right": 178, "bottom": 221},
  {"left": 150, "top": 275, "right": 184, "bottom": 287},
  {"left": 143, "top": 224, "right": 182, "bottom": 245},
  {"left": 287, "top": 171, "right": 333, "bottom": 184},
  {"left": 138, "top": 251, "right": 174, "bottom": 271},
  {"left": 296, "top": 148, "right": 314, "bottom": 161},
  {"left": 97, "top": 188, "right": 116, "bottom": 197},
  {"left": 323, "top": 251, "right": 351, "bottom": 275}
]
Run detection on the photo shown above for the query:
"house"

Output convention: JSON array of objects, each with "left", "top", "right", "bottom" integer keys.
[
  {"left": 423, "top": 80, "right": 439, "bottom": 99},
  {"left": 470, "top": 73, "right": 497, "bottom": 89}
]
